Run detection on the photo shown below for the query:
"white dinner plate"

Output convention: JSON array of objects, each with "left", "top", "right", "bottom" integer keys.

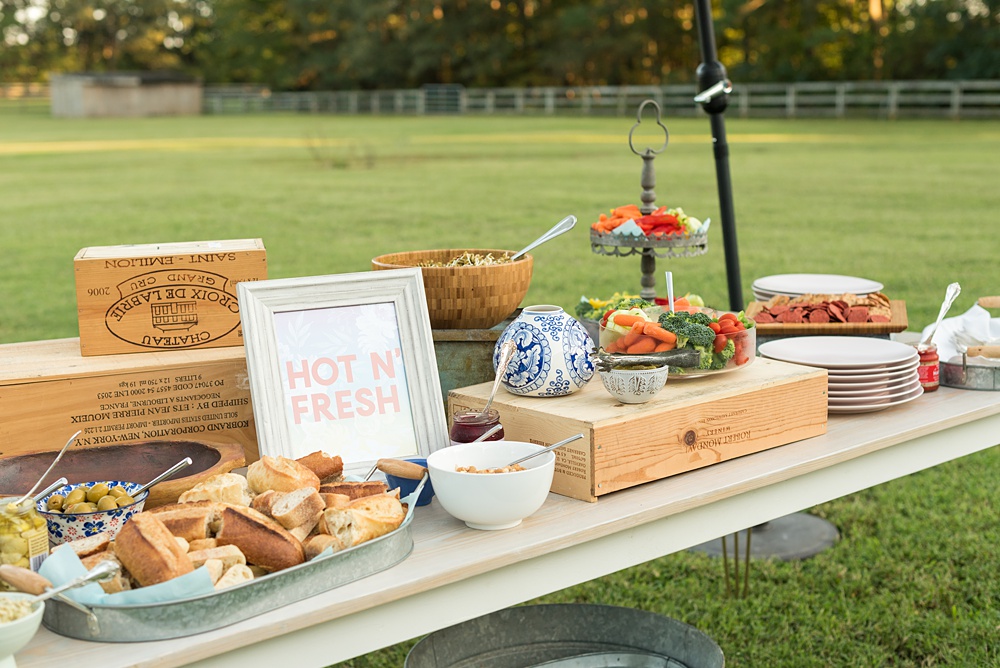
[
  {"left": 826, "top": 368, "right": 919, "bottom": 384},
  {"left": 828, "top": 373, "right": 921, "bottom": 392},
  {"left": 825, "top": 358, "right": 919, "bottom": 378},
  {"left": 828, "top": 377, "right": 922, "bottom": 403},
  {"left": 827, "top": 384, "right": 924, "bottom": 414},
  {"left": 752, "top": 273, "right": 884, "bottom": 297},
  {"left": 759, "top": 336, "right": 917, "bottom": 369}
]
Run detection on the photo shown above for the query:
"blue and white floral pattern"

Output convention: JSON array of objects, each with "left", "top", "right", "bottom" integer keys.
[
  {"left": 495, "top": 305, "right": 595, "bottom": 397},
  {"left": 36, "top": 479, "right": 148, "bottom": 546}
]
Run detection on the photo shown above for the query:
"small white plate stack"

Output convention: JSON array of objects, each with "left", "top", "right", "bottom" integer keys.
[
  {"left": 752, "top": 273, "right": 884, "bottom": 301},
  {"left": 759, "top": 336, "right": 923, "bottom": 414}
]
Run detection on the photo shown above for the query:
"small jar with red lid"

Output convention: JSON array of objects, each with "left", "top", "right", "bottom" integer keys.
[
  {"left": 449, "top": 409, "right": 504, "bottom": 445},
  {"left": 917, "top": 344, "right": 940, "bottom": 392}
]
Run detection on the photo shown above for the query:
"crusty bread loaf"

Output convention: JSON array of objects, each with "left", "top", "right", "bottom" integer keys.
[
  {"left": 188, "top": 544, "right": 246, "bottom": 571},
  {"left": 215, "top": 563, "right": 254, "bottom": 590},
  {"left": 80, "top": 551, "right": 131, "bottom": 594},
  {"left": 174, "top": 536, "right": 190, "bottom": 553},
  {"left": 202, "top": 558, "right": 224, "bottom": 584},
  {"left": 250, "top": 489, "right": 280, "bottom": 517},
  {"left": 145, "top": 501, "right": 218, "bottom": 541},
  {"left": 188, "top": 537, "right": 218, "bottom": 552},
  {"left": 60, "top": 532, "right": 113, "bottom": 559},
  {"left": 317, "top": 507, "right": 353, "bottom": 547},
  {"left": 319, "top": 481, "right": 388, "bottom": 500},
  {"left": 270, "top": 488, "right": 325, "bottom": 530},
  {"left": 247, "top": 456, "right": 320, "bottom": 494},
  {"left": 115, "top": 513, "right": 194, "bottom": 587},
  {"left": 320, "top": 493, "right": 351, "bottom": 509},
  {"left": 295, "top": 451, "right": 344, "bottom": 483},
  {"left": 303, "top": 533, "right": 348, "bottom": 560},
  {"left": 216, "top": 505, "right": 305, "bottom": 572},
  {"left": 178, "top": 473, "right": 253, "bottom": 506},
  {"left": 345, "top": 493, "right": 406, "bottom": 545}
]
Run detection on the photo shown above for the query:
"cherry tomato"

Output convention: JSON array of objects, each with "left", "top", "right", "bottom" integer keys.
[
  {"left": 709, "top": 321, "right": 721, "bottom": 333},
  {"left": 713, "top": 334, "right": 728, "bottom": 353}
]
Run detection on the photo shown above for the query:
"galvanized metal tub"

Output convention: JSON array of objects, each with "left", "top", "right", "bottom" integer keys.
[
  {"left": 42, "top": 485, "right": 421, "bottom": 642},
  {"left": 405, "top": 604, "right": 724, "bottom": 668}
]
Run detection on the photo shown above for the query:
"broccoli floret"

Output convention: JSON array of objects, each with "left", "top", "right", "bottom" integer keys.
[
  {"left": 609, "top": 297, "right": 653, "bottom": 312},
  {"left": 657, "top": 313, "right": 690, "bottom": 348},
  {"left": 694, "top": 346, "right": 714, "bottom": 370},
  {"left": 711, "top": 339, "right": 736, "bottom": 369},
  {"left": 687, "top": 312, "right": 713, "bottom": 328},
  {"left": 683, "top": 322, "right": 716, "bottom": 348},
  {"left": 574, "top": 300, "right": 591, "bottom": 319}
]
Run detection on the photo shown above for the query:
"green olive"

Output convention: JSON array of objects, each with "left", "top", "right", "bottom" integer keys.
[
  {"left": 96, "top": 496, "right": 118, "bottom": 511},
  {"left": 86, "top": 483, "right": 110, "bottom": 504},
  {"left": 109, "top": 486, "right": 128, "bottom": 498},
  {"left": 46, "top": 508, "right": 62, "bottom": 514},
  {"left": 64, "top": 488, "right": 86, "bottom": 506},
  {"left": 66, "top": 502, "right": 98, "bottom": 514},
  {"left": 46, "top": 494, "right": 65, "bottom": 511},
  {"left": 115, "top": 495, "right": 136, "bottom": 508}
]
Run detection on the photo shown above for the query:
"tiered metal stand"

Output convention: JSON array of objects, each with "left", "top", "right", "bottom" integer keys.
[{"left": 589, "top": 100, "right": 707, "bottom": 300}]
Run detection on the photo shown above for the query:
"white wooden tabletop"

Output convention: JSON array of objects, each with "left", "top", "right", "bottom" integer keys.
[{"left": 15, "top": 386, "right": 1000, "bottom": 668}]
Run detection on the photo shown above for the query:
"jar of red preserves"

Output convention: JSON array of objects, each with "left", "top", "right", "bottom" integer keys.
[
  {"left": 917, "top": 344, "right": 939, "bottom": 392},
  {"left": 449, "top": 409, "right": 504, "bottom": 445}
]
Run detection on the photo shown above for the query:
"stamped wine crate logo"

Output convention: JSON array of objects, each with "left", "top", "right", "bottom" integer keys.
[{"left": 105, "top": 269, "right": 241, "bottom": 349}]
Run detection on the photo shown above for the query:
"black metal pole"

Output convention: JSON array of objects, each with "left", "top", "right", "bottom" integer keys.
[{"left": 693, "top": 0, "right": 744, "bottom": 312}]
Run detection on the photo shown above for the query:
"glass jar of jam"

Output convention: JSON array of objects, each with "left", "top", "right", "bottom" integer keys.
[
  {"left": 450, "top": 409, "right": 504, "bottom": 445},
  {"left": 0, "top": 497, "right": 50, "bottom": 591},
  {"left": 917, "top": 344, "right": 940, "bottom": 392}
]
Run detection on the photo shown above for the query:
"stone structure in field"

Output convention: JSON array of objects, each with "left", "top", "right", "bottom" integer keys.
[{"left": 50, "top": 71, "right": 202, "bottom": 118}]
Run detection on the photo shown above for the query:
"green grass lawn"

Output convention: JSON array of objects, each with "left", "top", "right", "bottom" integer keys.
[{"left": 2, "top": 113, "right": 999, "bottom": 666}]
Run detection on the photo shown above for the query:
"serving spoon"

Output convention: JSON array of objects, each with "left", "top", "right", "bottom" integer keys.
[
  {"left": 131, "top": 457, "right": 194, "bottom": 499},
  {"left": 510, "top": 215, "right": 577, "bottom": 261},
  {"left": 0, "top": 560, "right": 120, "bottom": 603},
  {"left": 482, "top": 340, "right": 516, "bottom": 418},
  {"left": 506, "top": 433, "right": 584, "bottom": 468},
  {"left": 919, "top": 282, "right": 961, "bottom": 351},
  {"left": 376, "top": 424, "right": 505, "bottom": 480},
  {"left": 8, "top": 431, "right": 80, "bottom": 510}
]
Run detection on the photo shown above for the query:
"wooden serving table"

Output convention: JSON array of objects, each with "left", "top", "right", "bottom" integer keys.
[{"left": 17, "top": 386, "right": 1000, "bottom": 668}]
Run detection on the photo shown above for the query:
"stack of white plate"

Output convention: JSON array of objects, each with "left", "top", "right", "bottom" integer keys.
[
  {"left": 759, "top": 336, "right": 922, "bottom": 414},
  {"left": 752, "top": 273, "right": 884, "bottom": 302}
]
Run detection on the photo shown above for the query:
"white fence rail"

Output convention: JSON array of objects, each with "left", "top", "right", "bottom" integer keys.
[{"left": 4, "top": 80, "right": 1000, "bottom": 119}]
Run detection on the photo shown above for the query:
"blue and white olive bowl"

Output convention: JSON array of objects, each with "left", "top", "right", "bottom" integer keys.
[
  {"left": 495, "top": 305, "right": 596, "bottom": 397},
  {"left": 36, "top": 480, "right": 148, "bottom": 546}
]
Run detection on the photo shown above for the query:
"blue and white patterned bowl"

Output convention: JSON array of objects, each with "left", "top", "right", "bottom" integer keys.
[
  {"left": 495, "top": 305, "right": 595, "bottom": 397},
  {"left": 36, "top": 480, "right": 148, "bottom": 546}
]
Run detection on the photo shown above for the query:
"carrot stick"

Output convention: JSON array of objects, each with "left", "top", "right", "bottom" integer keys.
[
  {"left": 605, "top": 338, "right": 622, "bottom": 353},
  {"left": 626, "top": 337, "right": 657, "bottom": 354},
  {"left": 641, "top": 322, "right": 678, "bottom": 344},
  {"left": 612, "top": 314, "right": 644, "bottom": 328}
]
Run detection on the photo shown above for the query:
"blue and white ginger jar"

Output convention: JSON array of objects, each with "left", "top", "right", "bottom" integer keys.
[{"left": 494, "top": 305, "right": 595, "bottom": 397}]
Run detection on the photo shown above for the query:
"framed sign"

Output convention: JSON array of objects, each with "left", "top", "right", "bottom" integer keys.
[{"left": 237, "top": 268, "right": 448, "bottom": 476}]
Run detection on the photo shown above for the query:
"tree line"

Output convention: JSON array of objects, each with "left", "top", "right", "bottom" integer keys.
[{"left": 2, "top": 0, "right": 998, "bottom": 89}]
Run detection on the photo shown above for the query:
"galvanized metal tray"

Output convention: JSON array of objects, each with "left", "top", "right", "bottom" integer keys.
[
  {"left": 942, "top": 355, "right": 1000, "bottom": 390},
  {"left": 41, "top": 480, "right": 423, "bottom": 642}
]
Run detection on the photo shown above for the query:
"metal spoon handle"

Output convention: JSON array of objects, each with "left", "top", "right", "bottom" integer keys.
[
  {"left": 920, "top": 282, "right": 961, "bottom": 348},
  {"left": 12, "top": 431, "right": 80, "bottom": 508},
  {"left": 472, "top": 423, "right": 503, "bottom": 443},
  {"left": 32, "top": 560, "right": 120, "bottom": 604},
  {"left": 132, "top": 457, "right": 193, "bottom": 498},
  {"left": 510, "top": 215, "right": 577, "bottom": 261},
  {"left": 483, "top": 340, "right": 517, "bottom": 416},
  {"left": 33, "top": 477, "right": 69, "bottom": 504},
  {"left": 506, "top": 433, "right": 584, "bottom": 468}
]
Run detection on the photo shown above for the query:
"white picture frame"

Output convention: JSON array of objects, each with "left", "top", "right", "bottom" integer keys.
[{"left": 237, "top": 268, "right": 448, "bottom": 476}]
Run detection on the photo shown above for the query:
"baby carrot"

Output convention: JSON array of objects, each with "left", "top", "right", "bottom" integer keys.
[
  {"left": 612, "top": 313, "right": 645, "bottom": 328},
  {"left": 621, "top": 321, "right": 646, "bottom": 348},
  {"left": 627, "top": 336, "right": 657, "bottom": 354},
  {"left": 654, "top": 341, "right": 675, "bottom": 352},
  {"left": 641, "top": 321, "right": 678, "bottom": 344}
]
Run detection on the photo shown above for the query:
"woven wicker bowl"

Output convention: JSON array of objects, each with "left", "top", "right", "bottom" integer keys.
[{"left": 371, "top": 249, "right": 533, "bottom": 329}]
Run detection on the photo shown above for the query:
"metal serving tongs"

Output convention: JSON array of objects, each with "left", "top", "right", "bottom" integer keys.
[{"left": 0, "top": 560, "right": 118, "bottom": 634}]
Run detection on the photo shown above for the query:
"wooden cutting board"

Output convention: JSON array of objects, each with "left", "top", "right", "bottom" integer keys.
[{"left": 746, "top": 300, "right": 908, "bottom": 336}]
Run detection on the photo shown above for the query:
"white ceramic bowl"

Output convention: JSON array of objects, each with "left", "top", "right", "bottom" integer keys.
[
  {"left": 36, "top": 480, "right": 148, "bottom": 546},
  {"left": 0, "top": 593, "right": 44, "bottom": 668},
  {"left": 426, "top": 441, "right": 556, "bottom": 530},
  {"left": 599, "top": 366, "right": 669, "bottom": 404}
]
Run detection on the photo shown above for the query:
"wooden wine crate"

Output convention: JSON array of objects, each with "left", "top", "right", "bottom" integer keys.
[
  {"left": 0, "top": 338, "right": 259, "bottom": 462},
  {"left": 448, "top": 358, "right": 828, "bottom": 502},
  {"left": 74, "top": 239, "right": 267, "bottom": 356}
]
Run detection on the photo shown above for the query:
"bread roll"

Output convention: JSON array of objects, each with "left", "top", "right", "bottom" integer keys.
[
  {"left": 60, "top": 531, "right": 113, "bottom": 558},
  {"left": 320, "top": 493, "right": 351, "bottom": 509},
  {"left": 215, "top": 563, "right": 254, "bottom": 590},
  {"left": 79, "top": 551, "right": 131, "bottom": 594},
  {"left": 319, "top": 481, "right": 388, "bottom": 500},
  {"left": 188, "top": 538, "right": 218, "bottom": 552},
  {"left": 270, "top": 488, "right": 325, "bottom": 531},
  {"left": 250, "top": 489, "right": 281, "bottom": 517},
  {"left": 247, "top": 456, "right": 320, "bottom": 494},
  {"left": 115, "top": 513, "right": 194, "bottom": 587},
  {"left": 303, "top": 533, "right": 348, "bottom": 560},
  {"left": 145, "top": 501, "right": 218, "bottom": 542},
  {"left": 346, "top": 493, "right": 406, "bottom": 545},
  {"left": 178, "top": 473, "right": 253, "bottom": 506},
  {"left": 296, "top": 451, "right": 344, "bottom": 483},
  {"left": 188, "top": 544, "right": 246, "bottom": 571},
  {"left": 216, "top": 505, "right": 305, "bottom": 572}
]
